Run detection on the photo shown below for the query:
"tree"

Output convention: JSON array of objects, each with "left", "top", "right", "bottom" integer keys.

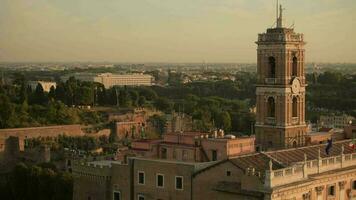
[
  {"left": 216, "top": 111, "right": 232, "bottom": 131},
  {"left": 148, "top": 114, "right": 167, "bottom": 136},
  {"left": 0, "top": 94, "right": 15, "bottom": 128},
  {"left": 138, "top": 96, "right": 146, "bottom": 107},
  {"left": 48, "top": 86, "right": 56, "bottom": 100},
  {"left": 118, "top": 87, "right": 131, "bottom": 107},
  {"left": 76, "top": 86, "right": 93, "bottom": 106},
  {"left": 130, "top": 90, "right": 139, "bottom": 107},
  {"left": 33, "top": 83, "right": 47, "bottom": 105},
  {"left": 154, "top": 97, "right": 173, "bottom": 113}
]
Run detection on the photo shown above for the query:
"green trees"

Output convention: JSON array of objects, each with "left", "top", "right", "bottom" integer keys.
[
  {"left": 306, "top": 71, "right": 356, "bottom": 120},
  {"left": 154, "top": 97, "right": 174, "bottom": 113},
  {"left": 0, "top": 163, "right": 73, "bottom": 200},
  {"left": 0, "top": 94, "right": 15, "bottom": 128}
]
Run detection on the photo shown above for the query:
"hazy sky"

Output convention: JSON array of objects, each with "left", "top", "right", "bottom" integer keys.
[{"left": 0, "top": 0, "right": 355, "bottom": 63}]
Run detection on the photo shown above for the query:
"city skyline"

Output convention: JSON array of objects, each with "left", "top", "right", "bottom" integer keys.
[{"left": 0, "top": 0, "right": 355, "bottom": 63}]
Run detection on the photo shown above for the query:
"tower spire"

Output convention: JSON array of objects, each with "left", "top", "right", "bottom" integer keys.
[{"left": 276, "top": 1, "right": 283, "bottom": 28}]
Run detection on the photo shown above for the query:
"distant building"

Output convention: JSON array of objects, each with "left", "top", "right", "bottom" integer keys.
[
  {"left": 305, "top": 128, "right": 345, "bottom": 145},
  {"left": 94, "top": 73, "right": 154, "bottom": 88},
  {"left": 319, "top": 114, "right": 354, "bottom": 129},
  {"left": 125, "top": 131, "right": 255, "bottom": 162},
  {"left": 28, "top": 81, "right": 56, "bottom": 92},
  {"left": 61, "top": 73, "right": 154, "bottom": 88}
]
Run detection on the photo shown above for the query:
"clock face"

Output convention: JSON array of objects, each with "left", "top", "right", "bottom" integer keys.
[{"left": 291, "top": 78, "right": 301, "bottom": 94}]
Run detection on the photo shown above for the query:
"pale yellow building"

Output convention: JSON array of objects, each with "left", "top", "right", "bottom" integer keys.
[{"left": 94, "top": 73, "right": 154, "bottom": 88}]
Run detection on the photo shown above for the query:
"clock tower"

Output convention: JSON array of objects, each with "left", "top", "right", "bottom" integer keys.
[{"left": 255, "top": 3, "right": 307, "bottom": 150}]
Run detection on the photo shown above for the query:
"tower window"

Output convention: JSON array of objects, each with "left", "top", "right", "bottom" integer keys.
[
  {"left": 267, "top": 97, "right": 276, "bottom": 117},
  {"left": 113, "top": 191, "right": 121, "bottom": 200},
  {"left": 328, "top": 185, "right": 335, "bottom": 196},
  {"left": 268, "top": 57, "right": 276, "bottom": 78},
  {"left": 292, "top": 97, "right": 298, "bottom": 117},
  {"left": 292, "top": 56, "right": 298, "bottom": 77}
]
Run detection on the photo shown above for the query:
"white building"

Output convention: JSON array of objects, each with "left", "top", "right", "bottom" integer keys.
[
  {"left": 319, "top": 114, "right": 354, "bottom": 129},
  {"left": 93, "top": 73, "right": 154, "bottom": 89},
  {"left": 28, "top": 81, "right": 57, "bottom": 92}
]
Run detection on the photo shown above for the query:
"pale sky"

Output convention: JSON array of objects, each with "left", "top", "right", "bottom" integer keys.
[{"left": 0, "top": 0, "right": 355, "bottom": 63}]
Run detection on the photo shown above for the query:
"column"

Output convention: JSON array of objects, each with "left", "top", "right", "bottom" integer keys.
[
  {"left": 315, "top": 186, "right": 324, "bottom": 200},
  {"left": 339, "top": 181, "right": 346, "bottom": 200}
]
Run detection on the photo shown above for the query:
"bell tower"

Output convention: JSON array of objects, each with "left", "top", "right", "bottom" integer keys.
[{"left": 255, "top": 2, "right": 307, "bottom": 150}]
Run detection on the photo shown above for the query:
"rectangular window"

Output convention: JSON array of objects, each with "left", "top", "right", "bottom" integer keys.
[
  {"left": 182, "top": 150, "right": 188, "bottom": 161},
  {"left": 175, "top": 176, "right": 183, "bottom": 190},
  {"left": 226, "top": 171, "right": 231, "bottom": 176},
  {"left": 156, "top": 174, "right": 164, "bottom": 188},
  {"left": 328, "top": 185, "right": 335, "bottom": 196},
  {"left": 212, "top": 150, "right": 217, "bottom": 161},
  {"left": 353, "top": 181, "right": 356, "bottom": 190},
  {"left": 113, "top": 191, "right": 121, "bottom": 200},
  {"left": 137, "top": 194, "right": 145, "bottom": 200},
  {"left": 161, "top": 148, "right": 167, "bottom": 159},
  {"left": 138, "top": 171, "right": 145, "bottom": 185}
]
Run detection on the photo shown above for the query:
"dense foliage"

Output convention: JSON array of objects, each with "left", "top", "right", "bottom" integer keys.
[
  {"left": 306, "top": 72, "right": 356, "bottom": 122},
  {"left": 0, "top": 163, "right": 73, "bottom": 200}
]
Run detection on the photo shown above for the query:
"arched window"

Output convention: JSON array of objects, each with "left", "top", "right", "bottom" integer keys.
[
  {"left": 292, "top": 56, "right": 298, "bottom": 77},
  {"left": 267, "top": 97, "right": 275, "bottom": 117},
  {"left": 268, "top": 57, "right": 276, "bottom": 78},
  {"left": 292, "top": 97, "right": 298, "bottom": 117}
]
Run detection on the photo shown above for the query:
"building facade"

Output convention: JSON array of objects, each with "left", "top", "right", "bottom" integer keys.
[
  {"left": 319, "top": 115, "right": 355, "bottom": 129},
  {"left": 255, "top": 5, "right": 307, "bottom": 150},
  {"left": 73, "top": 140, "right": 356, "bottom": 200},
  {"left": 94, "top": 73, "right": 154, "bottom": 89},
  {"left": 28, "top": 81, "right": 57, "bottom": 92},
  {"left": 126, "top": 131, "right": 255, "bottom": 163}
]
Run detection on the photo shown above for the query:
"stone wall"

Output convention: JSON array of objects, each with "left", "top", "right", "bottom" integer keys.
[{"left": 0, "top": 125, "right": 84, "bottom": 151}]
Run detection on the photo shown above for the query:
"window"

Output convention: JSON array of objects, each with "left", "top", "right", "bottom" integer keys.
[
  {"left": 173, "top": 149, "right": 176, "bottom": 159},
  {"left": 175, "top": 176, "right": 183, "bottom": 190},
  {"left": 138, "top": 194, "right": 145, "bottom": 200},
  {"left": 268, "top": 57, "right": 276, "bottom": 78},
  {"left": 156, "top": 174, "right": 164, "bottom": 188},
  {"left": 292, "top": 97, "right": 298, "bottom": 118},
  {"left": 292, "top": 56, "right": 298, "bottom": 77},
  {"left": 328, "top": 185, "right": 335, "bottom": 196},
  {"left": 138, "top": 171, "right": 145, "bottom": 185},
  {"left": 226, "top": 171, "right": 231, "bottom": 176},
  {"left": 182, "top": 150, "right": 188, "bottom": 161},
  {"left": 161, "top": 148, "right": 167, "bottom": 159},
  {"left": 353, "top": 181, "right": 356, "bottom": 190},
  {"left": 267, "top": 97, "right": 275, "bottom": 117},
  {"left": 113, "top": 191, "right": 121, "bottom": 200},
  {"left": 212, "top": 150, "right": 217, "bottom": 161}
]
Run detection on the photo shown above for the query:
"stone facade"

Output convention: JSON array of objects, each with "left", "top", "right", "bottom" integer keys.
[
  {"left": 0, "top": 124, "right": 84, "bottom": 152},
  {"left": 255, "top": 5, "right": 307, "bottom": 150},
  {"left": 73, "top": 140, "right": 356, "bottom": 200}
]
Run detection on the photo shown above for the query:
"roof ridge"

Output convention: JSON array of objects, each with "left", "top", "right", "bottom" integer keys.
[{"left": 265, "top": 139, "right": 352, "bottom": 154}]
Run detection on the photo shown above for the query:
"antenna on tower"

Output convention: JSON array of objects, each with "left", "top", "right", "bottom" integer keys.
[{"left": 276, "top": 0, "right": 279, "bottom": 26}]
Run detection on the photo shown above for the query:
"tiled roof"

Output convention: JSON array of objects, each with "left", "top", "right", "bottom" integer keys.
[
  {"left": 230, "top": 153, "right": 284, "bottom": 172},
  {"left": 228, "top": 140, "right": 354, "bottom": 172},
  {"left": 266, "top": 140, "right": 353, "bottom": 165}
]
